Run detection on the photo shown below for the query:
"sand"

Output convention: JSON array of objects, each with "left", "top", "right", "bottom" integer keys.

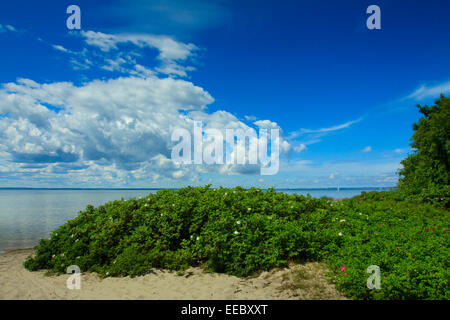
[{"left": 0, "top": 249, "right": 347, "bottom": 300}]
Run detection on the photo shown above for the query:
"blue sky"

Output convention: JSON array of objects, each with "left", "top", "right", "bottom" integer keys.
[{"left": 0, "top": 0, "right": 449, "bottom": 188}]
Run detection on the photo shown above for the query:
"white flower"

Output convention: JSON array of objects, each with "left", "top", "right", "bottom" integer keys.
[
  {"left": 190, "top": 235, "right": 193, "bottom": 239},
  {"left": 224, "top": 193, "right": 227, "bottom": 196},
  {"left": 234, "top": 231, "right": 239, "bottom": 235},
  {"left": 330, "top": 204, "right": 333, "bottom": 207},
  {"left": 359, "top": 212, "right": 362, "bottom": 215},
  {"left": 70, "top": 234, "right": 74, "bottom": 238},
  {"left": 61, "top": 253, "right": 64, "bottom": 257},
  {"left": 291, "top": 206, "right": 294, "bottom": 209},
  {"left": 338, "top": 232, "right": 343, "bottom": 237},
  {"left": 106, "top": 272, "right": 110, "bottom": 276},
  {"left": 340, "top": 219, "right": 346, "bottom": 223},
  {"left": 161, "top": 213, "right": 163, "bottom": 217},
  {"left": 52, "top": 254, "right": 55, "bottom": 258},
  {"left": 236, "top": 221, "right": 241, "bottom": 225},
  {"left": 172, "top": 204, "right": 175, "bottom": 207},
  {"left": 196, "top": 236, "right": 200, "bottom": 241},
  {"left": 247, "top": 208, "right": 251, "bottom": 211},
  {"left": 75, "top": 239, "right": 79, "bottom": 242}
]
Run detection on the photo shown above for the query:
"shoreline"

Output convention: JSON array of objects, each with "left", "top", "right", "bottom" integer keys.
[{"left": 0, "top": 248, "right": 347, "bottom": 300}]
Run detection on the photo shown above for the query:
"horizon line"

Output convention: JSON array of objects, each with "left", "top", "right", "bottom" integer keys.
[{"left": 0, "top": 186, "right": 396, "bottom": 191}]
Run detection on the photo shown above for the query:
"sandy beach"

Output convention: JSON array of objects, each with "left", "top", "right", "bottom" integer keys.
[{"left": 0, "top": 248, "right": 346, "bottom": 300}]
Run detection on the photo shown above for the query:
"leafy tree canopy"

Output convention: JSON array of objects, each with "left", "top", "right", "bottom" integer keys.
[{"left": 398, "top": 94, "right": 449, "bottom": 195}]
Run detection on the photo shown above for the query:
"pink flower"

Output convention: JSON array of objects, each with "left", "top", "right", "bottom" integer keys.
[
  {"left": 445, "top": 228, "right": 449, "bottom": 231},
  {"left": 340, "top": 266, "right": 346, "bottom": 271},
  {"left": 432, "top": 228, "right": 436, "bottom": 231},
  {"left": 344, "top": 273, "right": 348, "bottom": 276},
  {"left": 425, "top": 228, "right": 429, "bottom": 232}
]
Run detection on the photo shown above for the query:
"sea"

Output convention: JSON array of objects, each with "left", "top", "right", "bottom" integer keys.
[{"left": 0, "top": 187, "right": 393, "bottom": 253}]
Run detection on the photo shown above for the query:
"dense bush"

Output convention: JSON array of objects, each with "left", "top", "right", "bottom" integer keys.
[
  {"left": 24, "top": 186, "right": 334, "bottom": 277},
  {"left": 24, "top": 186, "right": 449, "bottom": 299},
  {"left": 325, "top": 191, "right": 449, "bottom": 299}
]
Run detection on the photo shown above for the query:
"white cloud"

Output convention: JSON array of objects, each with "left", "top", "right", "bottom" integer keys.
[
  {"left": 0, "top": 24, "right": 17, "bottom": 33},
  {"left": 0, "top": 74, "right": 290, "bottom": 186},
  {"left": 274, "top": 158, "right": 400, "bottom": 187},
  {"left": 362, "top": 146, "right": 372, "bottom": 153},
  {"left": 5, "top": 25, "right": 16, "bottom": 32},
  {"left": 293, "top": 144, "right": 307, "bottom": 153},
  {"left": 0, "top": 27, "right": 295, "bottom": 186},
  {"left": 288, "top": 118, "right": 362, "bottom": 140},
  {"left": 50, "top": 30, "right": 200, "bottom": 78},
  {"left": 253, "top": 119, "right": 279, "bottom": 129},
  {"left": 406, "top": 80, "right": 450, "bottom": 100},
  {"left": 52, "top": 45, "right": 70, "bottom": 53},
  {"left": 79, "top": 31, "right": 197, "bottom": 77}
]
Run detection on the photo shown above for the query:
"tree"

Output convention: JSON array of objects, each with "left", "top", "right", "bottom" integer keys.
[{"left": 398, "top": 94, "right": 449, "bottom": 195}]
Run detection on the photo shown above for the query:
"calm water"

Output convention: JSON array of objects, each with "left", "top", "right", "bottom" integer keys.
[{"left": 0, "top": 187, "right": 391, "bottom": 253}]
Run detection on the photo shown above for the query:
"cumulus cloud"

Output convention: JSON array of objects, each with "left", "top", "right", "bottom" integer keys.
[
  {"left": 0, "top": 75, "right": 290, "bottom": 185},
  {"left": 0, "top": 28, "right": 292, "bottom": 186},
  {"left": 78, "top": 31, "right": 198, "bottom": 77}
]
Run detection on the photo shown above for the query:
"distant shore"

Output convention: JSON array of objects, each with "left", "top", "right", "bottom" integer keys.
[{"left": 0, "top": 248, "right": 346, "bottom": 300}]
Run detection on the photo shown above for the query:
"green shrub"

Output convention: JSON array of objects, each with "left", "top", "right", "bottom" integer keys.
[
  {"left": 24, "top": 186, "right": 449, "bottom": 299},
  {"left": 24, "top": 186, "right": 331, "bottom": 277},
  {"left": 325, "top": 193, "right": 449, "bottom": 299}
]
